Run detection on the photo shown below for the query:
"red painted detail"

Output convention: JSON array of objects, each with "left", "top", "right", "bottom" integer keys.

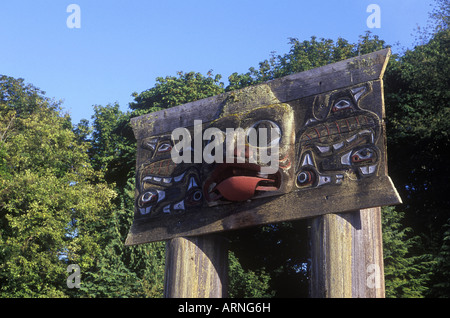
[{"left": 214, "top": 176, "right": 275, "bottom": 202}]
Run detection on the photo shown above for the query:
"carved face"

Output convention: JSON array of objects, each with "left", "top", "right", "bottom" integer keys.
[
  {"left": 134, "top": 103, "right": 296, "bottom": 218},
  {"left": 135, "top": 134, "right": 203, "bottom": 219},
  {"left": 295, "top": 84, "right": 381, "bottom": 190},
  {"left": 134, "top": 84, "right": 381, "bottom": 219},
  {"left": 202, "top": 103, "right": 295, "bottom": 205}
]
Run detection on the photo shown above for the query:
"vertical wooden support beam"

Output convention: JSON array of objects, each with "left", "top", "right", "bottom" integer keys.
[
  {"left": 164, "top": 235, "right": 228, "bottom": 298},
  {"left": 309, "top": 207, "right": 385, "bottom": 298}
]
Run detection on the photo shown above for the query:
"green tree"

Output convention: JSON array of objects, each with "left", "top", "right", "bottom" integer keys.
[
  {"left": 129, "top": 71, "right": 224, "bottom": 115},
  {"left": 382, "top": 0, "right": 450, "bottom": 297},
  {"left": 429, "top": 218, "right": 450, "bottom": 297},
  {"left": 226, "top": 32, "right": 387, "bottom": 91},
  {"left": 90, "top": 103, "right": 136, "bottom": 189},
  {"left": 385, "top": 22, "right": 449, "bottom": 227},
  {"left": 76, "top": 192, "right": 165, "bottom": 298},
  {"left": 227, "top": 222, "right": 309, "bottom": 298},
  {"left": 384, "top": 28, "right": 450, "bottom": 298},
  {"left": 382, "top": 206, "right": 434, "bottom": 297},
  {"left": 0, "top": 75, "right": 116, "bottom": 297},
  {"left": 228, "top": 251, "right": 273, "bottom": 298},
  {"left": 78, "top": 104, "right": 166, "bottom": 298}
]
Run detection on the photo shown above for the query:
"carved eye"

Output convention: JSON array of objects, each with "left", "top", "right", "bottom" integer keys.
[
  {"left": 192, "top": 190, "right": 202, "bottom": 201},
  {"left": 140, "top": 190, "right": 158, "bottom": 204},
  {"left": 142, "top": 138, "right": 158, "bottom": 152},
  {"left": 247, "top": 120, "right": 281, "bottom": 148},
  {"left": 297, "top": 169, "right": 316, "bottom": 187},
  {"left": 139, "top": 189, "right": 165, "bottom": 207},
  {"left": 186, "top": 189, "right": 203, "bottom": 206},
  {"left": 157, "top": 142, "right": 172, "bottom": 153},
  {"left": 332, "top": 99, "right": 352, "bottom": 112},
  {"left": 352, "top": 148, "right": 375, "bottom": 163}
]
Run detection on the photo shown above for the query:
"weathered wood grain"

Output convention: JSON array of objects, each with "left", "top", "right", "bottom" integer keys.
[
  {"left": 309, "top": 207, "right": 385, "bottom": 298},
  {"left": 125, "top": 175, "right": 400, "bottom": 245},
  {"left": 163, "top": 235, "right": 228, "bottom": 298}
]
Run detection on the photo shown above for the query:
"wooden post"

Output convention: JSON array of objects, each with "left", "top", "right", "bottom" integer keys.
[
  {"left": 164, "top": 235, "right": 228, "bottom": 298},
  {"left": 309, "top": 207, "right": 385, "bottom": 298}
]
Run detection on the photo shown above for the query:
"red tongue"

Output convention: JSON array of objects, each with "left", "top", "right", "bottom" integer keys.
[{"left": 214, "top": 176, "right": 276, "bottom": 201}]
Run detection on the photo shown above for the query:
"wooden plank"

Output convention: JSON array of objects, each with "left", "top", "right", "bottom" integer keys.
[
  {"left": 353, "top": 207, "right": 385, "bottom": 297},
  {"left": 309, "top": 212, "right": 353, "bottom": 297},
  {"left": 163, "top": 235, "right": 228, "bottom": 298},
  {"left": 309, "top": 207, "right": 385, "bottom": 298},
  {"left": 126, "top": 175, "right": 400, "bottom": 245},
  {"left": 268, "top": 48, "right": 391, "bottom": 103},
  {"left": 125, "top": 48, "right": 401, "bottom": 246}
]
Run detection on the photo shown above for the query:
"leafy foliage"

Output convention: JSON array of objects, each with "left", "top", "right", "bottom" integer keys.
[
  {"left": 429, "top": 218, "right": 450, "bottom": 297},
  {"left": 385, "top": 28, "right": 450, "bottom": 234},
  {"left": 382, "top": 206, "right": 434, "bottom": 297},
  {"left": 129, "top": 71, "right": 224, "bottom": 116},
  {"left": 228, "top": 251, "right": 273, "bottom": 298},
  {"left": 226, "top": 32, "right": 387, "bottom": 91},
  {"left": 0, "top": 75, "right": 116, "bottom": 297},
  {"left": 89, "top": 103, "right": 136, "bottom": 189}
]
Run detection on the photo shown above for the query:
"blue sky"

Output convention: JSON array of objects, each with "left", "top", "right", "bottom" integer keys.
[{"left": 1, "top": 0, "right": 435, "bottom": 125}]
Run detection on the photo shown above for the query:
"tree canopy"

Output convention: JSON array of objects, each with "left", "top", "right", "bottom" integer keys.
[{"left": 0, "top": 76, "right": 116, "bottom": 297}]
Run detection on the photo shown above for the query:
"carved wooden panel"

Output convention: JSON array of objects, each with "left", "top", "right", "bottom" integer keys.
[{"left": 126, "top": 49, "right": 401, "bottom": 245}]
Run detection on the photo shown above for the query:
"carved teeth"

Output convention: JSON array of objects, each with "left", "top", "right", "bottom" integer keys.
[
  {"left": 317, "top": 175, "right": 331, "bottom": 186},
  {"left": 333, "top": 141, "right": 344, "bottom": 150},
  {"left": 208, "top": 182, "right": 217, "bottom": 193},
  {"left": 305, "top": 118, "right": 317, "bottom": 125},
  {"left": 174, "top": 171, "right": 186, "bottom": 182},
  {"left": 143, "top": 170, "right": 189, "bottom": 185},
  {"left": 351, "top": 86, "right": 366, "bottom": 101},
  {"left": 139, "top": 206, "right": 152, "bottom": 215},
  {"left": 346, "top": 134, "right": 358, "bottom": 143},
  {"left": 316, "top": 145, "right": 330, "bottom": 153},
  {"left": 359, "top": 164, "right": 377, "bottom": 175}
]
